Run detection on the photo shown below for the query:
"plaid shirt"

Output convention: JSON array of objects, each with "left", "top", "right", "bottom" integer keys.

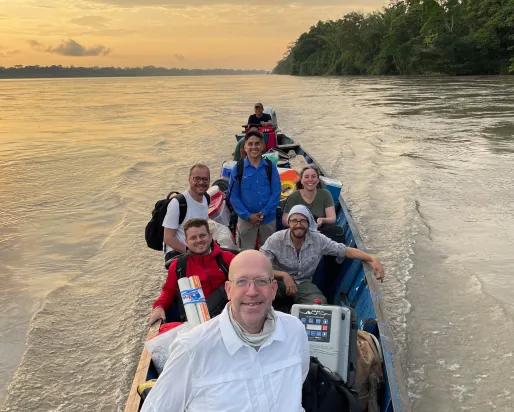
[{"left": 260, "top": 229, "right": 347, "bottom": 284}]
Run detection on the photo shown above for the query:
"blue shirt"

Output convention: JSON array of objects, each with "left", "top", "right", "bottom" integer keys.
[{"left": 228, "top": 158, "right": 281, "bottom": 223}]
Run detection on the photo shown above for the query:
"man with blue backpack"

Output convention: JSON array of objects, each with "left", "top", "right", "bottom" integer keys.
[{"left": 228, "top": 130, "right": 281, "bottom": 250}]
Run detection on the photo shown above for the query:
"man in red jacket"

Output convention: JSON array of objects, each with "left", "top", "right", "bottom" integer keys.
[{"left": 149, "top": 218, "right": 236, "bottom": 324}]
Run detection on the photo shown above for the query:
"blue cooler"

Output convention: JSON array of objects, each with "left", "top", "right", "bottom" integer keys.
[
  {"left": 221, "top": 160, "right": 237, "bottom": 179},
  {"left": 320, "top": 176, "right": 343, "bottom": 203}
]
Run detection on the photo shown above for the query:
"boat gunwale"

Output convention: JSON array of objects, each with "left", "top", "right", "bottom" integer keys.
[
  {"left": 304, "top": 143, "right": 411, "bottom": 412},
  {"left": 124, "top": 322, "right": 161, "bottom": 412},
  {"left": 338, "top": 195, "right": 411, "bottom": 412}
]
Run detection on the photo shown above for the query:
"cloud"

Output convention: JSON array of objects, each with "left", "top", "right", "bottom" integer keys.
[
  {"left": 28, "top": 39, "right": 111, "bottom": 56},
  {"left": 88, "top": 0, "right": 385, "bottom": 7},
  {"left": 49, "top": 39, "right": 111, "bottom": 56},
  {"left": 69, "top": 15, "right": 110, "bottom": 28},
  {"left": 0, "top": 46, "right": 20, "bottom": 58},
  {"left": 27, "top": 40, "right": 46, "bottom": 51},
  {"left": 92, "top": 28, "right": 137, "bottom": 36},
  {"left": 174, "top": 53, "right": 186, "bottom": 61}
]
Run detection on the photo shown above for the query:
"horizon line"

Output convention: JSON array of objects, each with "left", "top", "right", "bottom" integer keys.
[{"left": 1, "top": 65, "right": 270, "bottom": 71}]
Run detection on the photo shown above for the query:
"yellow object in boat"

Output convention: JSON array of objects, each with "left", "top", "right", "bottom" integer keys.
[
  {"left": 281, "top": 181, "right": 295, "bottom": 199},
  {"left": 138, "top": 379, "right": 157, "bottom": 401}
]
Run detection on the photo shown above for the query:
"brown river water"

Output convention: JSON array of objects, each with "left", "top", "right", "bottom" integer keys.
[{"left": 1, "top": 75, "right": 513, "bottom": 411}]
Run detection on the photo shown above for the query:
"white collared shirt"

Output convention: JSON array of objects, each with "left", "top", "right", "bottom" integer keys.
[{"left": 141, "top": 306, "right": 310, "bottom": 412}]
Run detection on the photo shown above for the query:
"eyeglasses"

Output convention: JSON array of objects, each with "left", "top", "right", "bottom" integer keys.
[
  {"left": 289, "top": 218, "right": 308, "bottom": 226},
  {"left": 192, "top": 176, "right": 209, "bottom": 183},
  {"left": 231, "top": 277, "right": 273, "bottom": 288},
  {"left": 255, "top": 106, "right": 263, "bottom": 109}
]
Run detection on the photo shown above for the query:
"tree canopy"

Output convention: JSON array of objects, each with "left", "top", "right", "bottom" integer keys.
[{"left": 273, "top": 0, "right": 514, "bottom": 75}]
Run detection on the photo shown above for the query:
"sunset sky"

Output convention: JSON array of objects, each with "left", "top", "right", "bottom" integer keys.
[{"left": 0, "top": 0, "right": 386, "bottom": 70}]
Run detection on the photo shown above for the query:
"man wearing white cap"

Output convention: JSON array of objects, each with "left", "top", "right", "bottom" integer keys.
[{"left": 260, "top": 205, "right": 384, "bottom": 305}]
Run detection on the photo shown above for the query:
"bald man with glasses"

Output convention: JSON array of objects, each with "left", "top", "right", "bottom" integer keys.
[
  {"left": 141, "top": 250, "right": 309, "bottom": 412},
  {"left": 260, "top": 205, "right": 384, "bottom": 306}
]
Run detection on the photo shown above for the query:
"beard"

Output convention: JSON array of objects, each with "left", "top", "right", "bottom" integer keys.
[
  {"left": 290, "top": 227, "right": 307, "bottom": 240},
  {"left": 192, "top": 184, "right": 208, "bottom": 195}
]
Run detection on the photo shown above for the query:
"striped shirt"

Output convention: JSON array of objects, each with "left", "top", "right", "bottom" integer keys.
[{"left": 260, "top": 229, "right": 347, "bottom": 284}]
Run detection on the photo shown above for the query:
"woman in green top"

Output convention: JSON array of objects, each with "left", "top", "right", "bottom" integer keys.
[{"left": 282, "top": 165, "right": 336, "bottom": 228}]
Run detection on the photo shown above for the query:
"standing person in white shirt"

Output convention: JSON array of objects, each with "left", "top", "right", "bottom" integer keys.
[
  {"left": 141, "top": 250, "right": 310, "bottom": 412},
  {"left": 162, "top": 164, "right": 210, "bottom": 264}
]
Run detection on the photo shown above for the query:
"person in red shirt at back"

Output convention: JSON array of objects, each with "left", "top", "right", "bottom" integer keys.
[{"left": 149, "top": 218, "right": 236, "bottom": 324}]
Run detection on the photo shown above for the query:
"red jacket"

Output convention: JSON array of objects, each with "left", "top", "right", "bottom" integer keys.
[{"left": 153, "top": 242, "right": 236, "bottom": 310}]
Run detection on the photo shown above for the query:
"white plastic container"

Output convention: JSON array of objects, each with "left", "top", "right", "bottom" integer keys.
[
  {"left": 221, "top": 160, "right": 237, "bottom": 179},
  {"left": 208, "top": 190, "right": 231, "bottom": 227},
  {"left": 291, "top": 304, "right": 352, "bottom": 381},
  {"left": 207, "top": 185, "right": 220, "bottom": 197},
  {"left": 209, "top": 198, "right": 231, "bottom": 227}
]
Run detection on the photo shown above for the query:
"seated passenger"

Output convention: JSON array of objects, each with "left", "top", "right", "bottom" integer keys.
[
  {"left": 162, "top": 164, "right": 210, "bottom": 264},
  {"left": 149, "top": 218, "right": 236, "bottom": 324},
  {"left": 247, "top": 102, "right": 272, "bottom": 127},
  {"left": 260, "top": 205, "right": 384, "bottom": 306},
  {"left": 282, "top": 165, "right": 336, "bottom": 229},
  {"left": 141, "top": 250, "right": 310, "bottom": 412},
  {"left": 228, "top": 130, "right": 281, "bottom": 250}
]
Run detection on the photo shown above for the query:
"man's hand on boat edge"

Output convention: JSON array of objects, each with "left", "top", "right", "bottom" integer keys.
[
  {"left": 345, "top": 247, "right": 385, "bottom": 283},
  {"left": 149, "top": 306, "right": 166, "bottom": 325},
  {"left": 369, "top": 256, "right": 385, "bottom": 283}
]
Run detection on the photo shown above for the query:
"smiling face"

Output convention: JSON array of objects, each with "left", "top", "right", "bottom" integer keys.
[
  {"left": 185, "top": 225, "right": 212, "bottom": 255},
  {"left": 244, "top": 136, "right": 264, "bottom": 161},
  {"left": 188, "top": 166, "right": 210, "bottom": 196},
  {"left": 225, "top": 250, "right": 277, "bottom": 334},
  {"left": 300, "top": 168, "right": 320, "bottom": 192},
  {"left": 254, "top": 104, "right": 264, "bottom": 117},
  {"left": 288, "top": 213, "right": 309, "bottom": 240}
]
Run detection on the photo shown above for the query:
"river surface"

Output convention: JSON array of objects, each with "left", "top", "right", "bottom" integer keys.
[{"left": 1, "top": 75, "right": 513, "bottom": 411}]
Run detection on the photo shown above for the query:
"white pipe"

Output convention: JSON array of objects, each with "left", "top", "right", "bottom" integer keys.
[
  {"left": 190, "top": 276, "right": 210, "bottom": 323},
  {"left": 178, "top": 277, "right": 201, "bottom": 327}
]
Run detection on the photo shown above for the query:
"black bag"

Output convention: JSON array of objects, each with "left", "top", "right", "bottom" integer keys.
[
  {"left": 319, "top": 223, "right": 345, "bottom": 242},
  {"left": 319, "top": 223, "right": 346, "bottom": 297},
  {"left": 144, "top": 191, "right": 210, "bottom": 251},
  {"left": 302, "top": 357, "right": 363, "bottom": 412}
]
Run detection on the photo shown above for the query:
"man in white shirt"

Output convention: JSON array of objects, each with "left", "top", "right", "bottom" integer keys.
[
  {"left": 162, "top": 164, "right": 210, "bottom": 263},
  {"left": 141, "top": 250, "right": 310, "bottom": 412}
]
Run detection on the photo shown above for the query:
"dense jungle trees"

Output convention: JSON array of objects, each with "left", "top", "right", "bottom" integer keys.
[{"left": 273, "top": 0, "right": 514, "bottom": 75}]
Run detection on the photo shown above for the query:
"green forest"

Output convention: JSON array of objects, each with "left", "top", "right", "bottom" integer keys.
[
  {"left": 273, "top": 0, "right": 513, "bottom": 76},
  {"left": 0, "top": 66, "right": 266, "bottom": 79}
]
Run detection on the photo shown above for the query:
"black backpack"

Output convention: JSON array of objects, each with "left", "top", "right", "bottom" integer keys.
[
  {"left": 302, "top": 357, "right": 363, "bottom": 412},
  {"left": 226, "top": 158, "right": 273, "bottom": 204},
  {"left": 145, "top": 191, "right": 211, "bottom": 251},
  {"left": 175, "top": 248, "right": 234, "bottom": 321}
]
